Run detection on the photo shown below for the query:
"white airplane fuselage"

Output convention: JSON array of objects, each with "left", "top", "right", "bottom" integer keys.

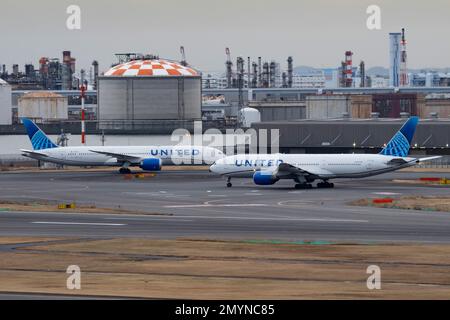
[
  {"left": 210, "top": 153, "right": 418, "bottom": 180},
  {"left": 23, "top": 145, "right": 222, "bottom": 167}
]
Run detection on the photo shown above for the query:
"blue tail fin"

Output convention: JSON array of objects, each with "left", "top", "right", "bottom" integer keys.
[
  {"left": 21, "top": 118, "right": 58, "bottom": 150},
  {"left": 379, "top": 116, "right": 419, "bottom": 157}
]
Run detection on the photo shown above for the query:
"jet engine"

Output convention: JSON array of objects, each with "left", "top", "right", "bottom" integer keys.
[
  {"left": 253, "top": 171, "right": 279, "bottom": 185},
  {"left": 140, "top": 158, "right": 162, "bottom": 171}
]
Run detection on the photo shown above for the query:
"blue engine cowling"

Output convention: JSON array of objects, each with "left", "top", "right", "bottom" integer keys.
[
  {"left": 253, "top": 171, "right": 279, "bottom": 185},
  {"left": 139, "top": 158, "right": 162, "bottom": 171}
]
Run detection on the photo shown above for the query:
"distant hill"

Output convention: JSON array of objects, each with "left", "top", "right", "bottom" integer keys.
[
  {"left": 293, "top": 66, "right": 321, "bottom": 75},
  {"left": 293, "top": 65, "right": 450, "bottom": 77},
  {"left": 366, "top": 66, "right": 389, "bottom": 77}
]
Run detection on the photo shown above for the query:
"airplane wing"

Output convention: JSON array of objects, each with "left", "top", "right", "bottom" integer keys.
[
  {"left": 386, "top": 158, "right": 408, "bottom": 165},
  {"left": 274, "top": 162, "right": 331, "bottom": 180},
  {"left": 89, "top": 150, "right": 142, "bottom": 163},
  {"left": 20, "top": 149, "right": 48, "bottom": 158},
  {"left": 275, "top": 162, "right": 313, "bottom": 177}
]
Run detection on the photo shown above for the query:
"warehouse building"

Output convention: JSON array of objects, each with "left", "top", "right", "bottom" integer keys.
[
  {"left": 248, "top": 100, "right": 306, "bottom": 121},
  {"left": 421, "top": 94, "right": 450, "bottom": 118},
  {"left": 252, "top": 118, "right": 450, "bottom": 155}
]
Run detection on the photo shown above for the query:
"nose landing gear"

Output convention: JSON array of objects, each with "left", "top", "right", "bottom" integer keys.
[{"left": 226, "top": 177, "right": 232, "bottom": 188}]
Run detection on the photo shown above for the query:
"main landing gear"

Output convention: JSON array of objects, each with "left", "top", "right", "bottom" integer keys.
[
  {"left": 294, "top": 183, "right": 313, "bottom": 189},
  {"left": 119, "top": 167, "right": 132, "bottom": 174},
  {"left": 317, "top": 181, "right": 334, "bottom": 189},
  {"left": 226, "top": 177, "right": 232, "bottom": 188}
]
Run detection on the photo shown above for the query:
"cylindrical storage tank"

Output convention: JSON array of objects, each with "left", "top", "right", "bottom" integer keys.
[
  {"left": 98, "top": 59, "right": 201, "bottom": 121},
  {"left": 18, "top": 92, "right": 68, "bottom": 120},
  {"left": 239, "top": 107, "right": 261, "bottom": 128},
  {"left": 0, "top": 79, "right": 12, "bottom": 125}
]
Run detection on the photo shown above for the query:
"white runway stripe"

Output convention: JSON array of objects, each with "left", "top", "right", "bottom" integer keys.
[
  {"left": 31, "top": 221, "right": 126, "bottom": 226},
  {"left": 164, "top": 204, "right": 267, "bottom": 208}
]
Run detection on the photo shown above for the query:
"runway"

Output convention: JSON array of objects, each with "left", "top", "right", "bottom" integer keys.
[{"left": 1, "top": 170, "right": 450, "bottom": 243}]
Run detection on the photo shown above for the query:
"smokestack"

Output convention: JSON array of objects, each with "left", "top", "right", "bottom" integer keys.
[
  {"left": 236, "top": 57, "right": 245, "bottom": 110},
  {"left": 258, "top": 57, "right": 262, "bottom": 87},
  {"left": 80, "top": 69, "right": 86, "bottom": 145},
  {"left": 225, "top": 48, "right": 233, "bottom": 88},
  {"left": 262, "top": 62, "right": 269, "bottom": 88},
  {"left": 252, "top": 62, "right": 258, "bottom": 88},
  {"left": 282, "top": 72, "right": 287, "bottom": 88},
  {"left": 269, "top": 61, "right": 276, "bottom": 88},
  {"left": 62, "top": 51, "right": 73, "bottom": 90},
  {"left": 247, "top": 57, "right": 251, "bottom": 89},
  {"left": 12, "top": 64, "right": 19, "bottom": 76},
  {"left": 287, "top": 56, "right": 293, "bottom": 88},
  {"left": 344, "top": 51, "right": 353, "bottom": 87},
  {"left": 340, "top": 61, "right": 346, "bottom": 87},
  {"left": 400, "top": 28, "right": 408, "bottom": 86},
  {"left": 92, "top": 60, "right": 99, "bottom": 90},
  {"left": 360, "top": 61, "right": 365, "bottom": 87}
]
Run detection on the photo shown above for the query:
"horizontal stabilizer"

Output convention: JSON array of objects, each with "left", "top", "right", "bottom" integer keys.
[
  {"left": 417, "top": 156, "right": 442, "bottom": 163},
  {"left": 20, "top": 149, "right": 48, "bottom": 157}
]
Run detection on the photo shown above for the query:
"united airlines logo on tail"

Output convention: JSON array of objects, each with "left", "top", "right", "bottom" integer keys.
[
  {"left": 379, "top": 116, "right": 418, "bottom": 157},
  {"left": 380, "top": 131, "right": 410, "bottom": 157},
  {"left": 22, "top": 118, "right": 58, "bottom": 150},
  {"left": 30, "top": 130, "right": 58, "bottom": 150}
]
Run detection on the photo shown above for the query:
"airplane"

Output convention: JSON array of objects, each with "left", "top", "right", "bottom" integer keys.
[
  {"left": 209, "top": 116, "right": 442, "bottom": 189},
  {"left": 20, "top": 118, "right": 224, "bottom": 173}
]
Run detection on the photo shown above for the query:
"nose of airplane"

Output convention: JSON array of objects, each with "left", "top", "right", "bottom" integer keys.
[{"left": 209, "top": 163, "right": 217, "bottom": 173}]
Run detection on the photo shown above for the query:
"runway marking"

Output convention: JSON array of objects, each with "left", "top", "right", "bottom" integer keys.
[
  {"left": 372, "top": 192, "right": 401, "bottom": 195},
  {"left": 31, "top": 221, "right": 126, "bottom": 226},
  {"left": 164, "top": 204, "right": 267, "bottom": 208},
  {"left": 104, "top": 217, "right": 193, "bottom": 222},
  {"left": 277, "top": 200, "right": 317, "bottom": 206},
  {"left": 176, "top": 215, "right": 369, "bottom": 223}
]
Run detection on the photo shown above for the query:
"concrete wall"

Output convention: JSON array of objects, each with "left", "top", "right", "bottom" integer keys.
[
  {"left": 18, "top": 96, "right": 68, "bottom": 120},
  {"left": 350, "top": 95, "right": 372, "bottom": 119},
  {"left": 420, "top": 97, "right": 450, "bottom": 118},
  {"left": 306, "top": 95, "right": 350, "bottom": 119},
  {"left": 249, "top": 101, "right": 306, "bottom": 121},
  {"left": 0, "top": 82, "right": 11, "bottom": 125}
]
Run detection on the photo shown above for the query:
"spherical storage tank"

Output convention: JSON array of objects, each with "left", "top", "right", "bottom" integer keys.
[
  {"left": 98, "top": 58, "right": 201, "bottom": 121},
  {"left": 239, "top": 107, "right": 261, "bottom": 128}
]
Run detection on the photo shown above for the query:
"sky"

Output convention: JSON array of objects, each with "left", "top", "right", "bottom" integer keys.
[{"left": 1, "top": 0, "right": 449, "bottom": 75}]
